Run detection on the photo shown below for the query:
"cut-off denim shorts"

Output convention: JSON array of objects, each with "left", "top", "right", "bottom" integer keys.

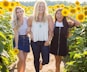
[{"left": 13, "top": 35, "right": 30, "bottom": 52}]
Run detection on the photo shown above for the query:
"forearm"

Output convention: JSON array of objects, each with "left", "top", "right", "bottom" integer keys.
[
  {"left": 14, "top": 33, "right": 18, "bottom": 48},
  {"left": 48, "top": 30, "right": 53, "bottom": 41},
  {"left": 67, "top": 16, "right": 80, "bottom": 27}
]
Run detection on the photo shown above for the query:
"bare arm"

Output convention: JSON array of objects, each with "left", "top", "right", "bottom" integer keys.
[
  {"left": 48, "top": 15, "right": 54, "bottom": 41},
  {"left": 44, "top": 15, "right": 54, "bottom": 46},
  {"left": 27, "top": 16, "right": 33, "bottom": 40},
  {"left": 13, "top": 28, "right": 18, "bottom": 48},
  {"left": 67, "top": 16, "right": 80, "bottom": 27}
]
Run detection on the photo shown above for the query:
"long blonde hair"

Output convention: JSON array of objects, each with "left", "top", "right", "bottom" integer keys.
[
  {"left": 33, "top": 0, "right": 48, "bottom": 22},
  {"left": 12, "top": 6, "right": 24, "bottom": 30}
]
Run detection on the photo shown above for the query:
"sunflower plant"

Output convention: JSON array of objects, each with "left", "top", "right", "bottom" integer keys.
[
  {"left": 64, "top": 16, "right": 87, "bottom": 72},
  {"left": 0, "top": 11, "right": 17, "bottom": 72}
]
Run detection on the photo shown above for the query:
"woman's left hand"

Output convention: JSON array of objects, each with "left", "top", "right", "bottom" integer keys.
[{"left": 44, "top": 40, "right": 50, "bottom": 46}]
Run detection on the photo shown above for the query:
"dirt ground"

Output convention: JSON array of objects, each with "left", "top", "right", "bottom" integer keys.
[{"left": 15, "top": 48, "right": 64, "bottom": 72}]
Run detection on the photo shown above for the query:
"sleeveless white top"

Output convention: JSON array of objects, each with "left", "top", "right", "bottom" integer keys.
[
  {"left": 31, "top": 20, "right": 48, "bottom": 42},
  {"left": 18, "top": 17, "right": 28, "bottom": 35}
]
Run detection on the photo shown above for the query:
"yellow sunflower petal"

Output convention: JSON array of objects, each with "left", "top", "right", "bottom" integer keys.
[
  {"left": 75, "top": 1, "right": 80, "bottom": 6},
  {"left": 13, "top": 48, "right": 19, "bottom": 55},
  {"left": 62, "top": 8, "right": 69, "bottom": 16},
  {"left": 76, "top": 13, "right": 85, "bottom": 22}
]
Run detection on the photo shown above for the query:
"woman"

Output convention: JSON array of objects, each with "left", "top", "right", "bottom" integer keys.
[
  {"left": 12, "top": 6, "right": 30, "bottom": 72},
  {"left": 50, "top": 8, "right": 80, "bottom": 72},
  {"left": 28, "top": 0, "right": 53, "bottom": 72}
]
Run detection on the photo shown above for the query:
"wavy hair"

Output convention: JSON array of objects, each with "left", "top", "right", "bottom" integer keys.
[
  {"left": 33, "top": 0, "right": 48, "bottom": 22},
  {"left": 12, "top": 6, "right": 24, "bottom": 30}
]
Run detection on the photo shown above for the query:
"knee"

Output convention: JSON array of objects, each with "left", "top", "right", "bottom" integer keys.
[
  {"left": 42, "top": 59, "right": 49, "bottom": 65},
  {"left": 56, "top": 61, "right": 61, "bottom": 66},
  {"left": 18, "top": 57, "right": 26, "bottom": 63}
]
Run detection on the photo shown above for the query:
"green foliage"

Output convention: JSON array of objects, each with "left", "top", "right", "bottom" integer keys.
[
  {"left": 0, "top": 12, "right": 17, "bottom": 72},
  {"left": 64, "top": 22, "right": 87, "bottom": 72}
]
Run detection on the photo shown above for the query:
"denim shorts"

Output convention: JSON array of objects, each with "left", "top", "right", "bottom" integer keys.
[{"left": 13, "top": 35, "right": 30, "bottom": 52}]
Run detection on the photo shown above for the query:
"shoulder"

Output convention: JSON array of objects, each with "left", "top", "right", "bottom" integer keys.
[
  {"left": 47, "top": 15, "right": 53, "bottom": 21},
  {"left": 27, "top": 16, "right": 34, "bottom": 26},
  {"left": 47, "top": 15, "right": 52, "bottom": 19},
  {"left": 28, "top": 15, "right": 33, "bottom": 21},
  {"left": 24, "top": 16, "right": 28, "bottom": 22}
]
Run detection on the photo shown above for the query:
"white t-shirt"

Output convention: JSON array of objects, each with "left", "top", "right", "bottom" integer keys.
[
  {"left": 31, "top": 20, "right": 48, "bottom": 42},
  {"left": 55, "top": 21, "right": 64, "bottom": 27}
]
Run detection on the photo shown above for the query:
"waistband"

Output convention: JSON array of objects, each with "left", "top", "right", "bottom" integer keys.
[{"left": 19, "top": 35, "right": 28, "bottom": 37}]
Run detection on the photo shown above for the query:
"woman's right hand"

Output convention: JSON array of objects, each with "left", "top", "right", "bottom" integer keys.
[
  {"left": 30, "top": 32, "right": 33, "bottom": 41},
  {"left": 44, "top": 40, "right": 50, "bottom": 46},
  {"left": 15, "top": 46, "right": 18, "bottom": 49}
]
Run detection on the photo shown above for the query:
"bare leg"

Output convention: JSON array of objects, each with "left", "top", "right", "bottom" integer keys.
[
  {"left": 55, "top": 55, "right": 62, "bottom": 72},
  {"left": 17, "top": 50, "right": 27, "bottom": 72}
]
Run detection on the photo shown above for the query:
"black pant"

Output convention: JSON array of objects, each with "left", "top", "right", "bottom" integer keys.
[{"left": 31, "top": 41, "right": 49, "bottom": 72}]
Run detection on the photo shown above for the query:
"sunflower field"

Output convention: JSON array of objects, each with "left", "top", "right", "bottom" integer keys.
[{"left": 0, "top": 0, "right": 87, "bottom": 72}]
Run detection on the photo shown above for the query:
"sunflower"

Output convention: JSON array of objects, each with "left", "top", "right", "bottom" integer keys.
[
  {"left": 84, "top": 10, "right": 87, "bottom": 17},
  {"left": 70, "top": 8, "right": 77, "bottom": 15},
  {"left": 69, "top": 5, "right": 74, "bottom": 8},
  {"left": 56, "top": 4, "right": 60, "bottom": 9},
  {"left": 10, "top": 2, "right": 16, "bottom": 8},
  {"left": 83, "top": 6, "right": 87, "bottom": 11},
  {"left": 0, "top": 9, "right": 4, "bottom": 15},
  {"left": 51, "top": 6, "right": 55, "bottom": 12},
  {"left": 2, "top": 1, "right": 10, "bottom": 9},
  {"left": 60, "top": 4, "right": 65, "bottom": 8},
  {"left": 62, "top": 8, "right": 69, "bottom": 16},
  {"left": 15, "top": 2, "right": 20, "bottom": 6},
  {"left": 76, "top": 13, "right": 85, "bottom": 22},
  {"left": 13, "top": 48, "right": 19, "bottom": 55},
  {"left": 7, "top": 7, "right": 13, "bottom": 12},
  {"left": 75, "top": 0, "right": 80, "bottom": 6},
  {"left": 76, "top": 6, "right": 82, "bottom": 12},
  {"left": 54, "top": 4, "right": 60, "bottom": 9}
]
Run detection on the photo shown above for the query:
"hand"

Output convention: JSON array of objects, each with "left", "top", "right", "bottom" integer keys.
[
  {"left": 15, "top": 46, "right": 18, "bottom": 49},
  {"left": 30, "top": 33, "right": 33, "bottom": 41},
  {"left": 26, "top": 28, "right": 30, "bottom": 35},
  {"left": 44, "top": 40, "right": 50, "bottom": 46},
  {"left": 26, "top": 30, "right": 29, "bottom": 36}
]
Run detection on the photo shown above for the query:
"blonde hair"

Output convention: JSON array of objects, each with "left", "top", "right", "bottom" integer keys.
[
  {"left": 33, "top": 0, "right": 48, "bottom": 22},
  {"left": 12, "top": 6, "right": 24, "bottom": 30}
]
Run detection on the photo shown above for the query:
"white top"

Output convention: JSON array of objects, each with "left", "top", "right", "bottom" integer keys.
[
  {"left": 55, "top": 21, "right": 64, "bottom": 27},
  {"left": 18, "top": 17, "right": 28, "bottom": 35},
  {"left": 31, "top": 20, "right": 48, "bottom": 42}
]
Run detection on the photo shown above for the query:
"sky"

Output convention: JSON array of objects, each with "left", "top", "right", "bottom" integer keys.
[
  {"left": 0, "top": 0, "right": 87, "bottom": 3},
  {"left": 14, "top": 0, "right": 87, "bottom": 3}
]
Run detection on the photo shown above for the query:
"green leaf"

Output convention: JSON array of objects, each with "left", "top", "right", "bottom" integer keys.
[{"left": 0, "top": 32, "right": 6, "bottom": 40}]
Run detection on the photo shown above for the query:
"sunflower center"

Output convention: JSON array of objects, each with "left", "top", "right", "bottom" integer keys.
[
  {"left": 78, "top": 15, "right": 84, "bottom": 20},
  {"left": 11, "top": 3, "right": 14, "bottom": 6},
  {"left": 64, "top": 11, "right": 67, "bottom": 14},
  {"left": 76, "top": 2, "right": 79, "bottom": 5},
  {"left": 84, "top": 7, "right": 87, "bottom": 10},
  {"left": 77, "top": 7, "right": 80, "bottom": 10},
  {"left": 84, "top": 11, "right": 87, "bottom": 16},
  {"left": 0, "top": 11, "right": 1, "bottom": 14},
  {"left": 3, "top": 1, "right": 9, "bottom": 6},
  {"left": 9, "top": 8, "right": 12, "bottom": 12},
  {"left": 71, "top": 9, "right": 76, "bottom": 13}
]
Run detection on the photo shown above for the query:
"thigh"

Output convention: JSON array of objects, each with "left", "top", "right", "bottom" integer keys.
[
  {"left": 41, "top": 46, "right": 49, "bottom": 60},
  {"left": 18, "top": 50, "right": 27, "bottom": 61},
  {"left": 31, "top": 41, "right": 40, "bottom": 59}
]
